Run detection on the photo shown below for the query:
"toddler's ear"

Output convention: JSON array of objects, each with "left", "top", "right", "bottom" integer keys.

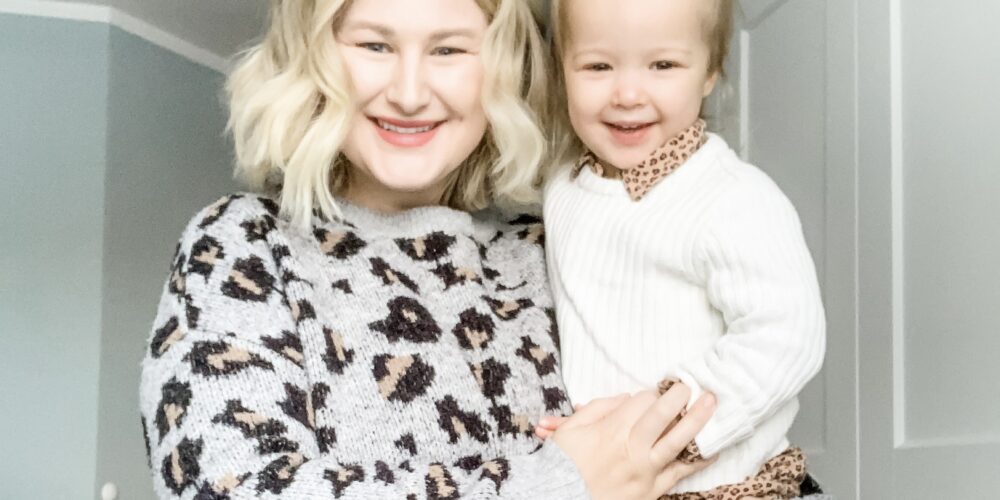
[{"left": 702, "top": 70, "right": 721, "bottom": 97}]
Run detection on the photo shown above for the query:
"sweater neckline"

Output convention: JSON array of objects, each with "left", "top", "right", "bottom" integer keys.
[
  {"left": 573, "top": 133, "right": 724, "bottom": 199},
  {"left": 327, "top": 196, "right": 478, "bottom": 237}
]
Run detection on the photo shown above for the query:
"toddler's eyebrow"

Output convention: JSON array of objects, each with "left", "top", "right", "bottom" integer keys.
[{"left": 649, "top": 46, "right": 693, "bottom": 56}]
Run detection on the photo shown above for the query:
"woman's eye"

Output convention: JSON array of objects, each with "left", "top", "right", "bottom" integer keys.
[
  {"left": 358, "top": 42, "right": 391, "bottom": 53},
  {"left": 652, "top": 60, "right": 676, "bottom": 70},
  {"left": 432, "top": 47, "right": 465, "bottom": 56},
  {"left": 583, "top": 63, "right": 612, "bottom": 71}
]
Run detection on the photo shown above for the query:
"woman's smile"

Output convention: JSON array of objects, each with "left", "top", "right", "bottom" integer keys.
[{"left": 369, "top": 116, "right": 445, "bottom": 148}]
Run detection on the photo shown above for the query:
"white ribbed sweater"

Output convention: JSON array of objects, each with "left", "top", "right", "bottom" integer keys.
[{"left": 543, "top": 134, "right": 826, "bottom": 493}]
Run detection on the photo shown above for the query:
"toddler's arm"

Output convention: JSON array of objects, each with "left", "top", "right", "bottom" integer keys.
[{"left": 672, "top": 182, "right": 826, "bottom": 458}]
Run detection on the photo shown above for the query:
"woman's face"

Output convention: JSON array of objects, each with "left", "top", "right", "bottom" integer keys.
[{"left": 336, "top": 0, "right": 490, "bottom": 210}]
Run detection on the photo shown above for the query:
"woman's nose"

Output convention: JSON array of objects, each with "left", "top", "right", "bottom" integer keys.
[{"left": 385, "top": 53, "right": 432, "bottom": 115}]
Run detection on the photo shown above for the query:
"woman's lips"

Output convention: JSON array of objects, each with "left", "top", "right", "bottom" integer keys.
[
  {"left": 371, "top": 117, "right": 444, "bottom": 148},
  {"left": 605, "top": 121, "right": 654, "bottom": 147}
]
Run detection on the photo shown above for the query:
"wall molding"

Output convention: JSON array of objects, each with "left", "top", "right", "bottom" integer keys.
[
  {"left": 889, "top": 0, "right": 906, "bottom": 449},
  {"left": 0, "top": 0, "right": 229, "bottom": 73}
]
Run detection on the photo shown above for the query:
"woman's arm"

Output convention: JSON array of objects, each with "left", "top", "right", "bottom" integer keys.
[
  {"left": 141, "top": 197, "right": 593, "bottom": 499},
  {"left": 141, "top": 195, "right": 713, "bottom": 499},
  {"left": 142, "top": 325, "right": 588, "bottom": 499}
]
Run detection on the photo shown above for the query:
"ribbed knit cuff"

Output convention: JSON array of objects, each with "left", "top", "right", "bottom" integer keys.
[{"left": 675, "top": 374, "right": 754, "bottom": 458}]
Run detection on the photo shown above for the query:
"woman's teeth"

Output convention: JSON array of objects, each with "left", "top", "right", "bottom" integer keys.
[{"left": 377, "top": 120, "right": 436, "bottom": 134}]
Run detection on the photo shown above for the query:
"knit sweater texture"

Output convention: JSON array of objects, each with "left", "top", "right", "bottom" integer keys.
[
  {"left": 544, "top": 133, "right": 826, "bottom": 494},
  {"left": 139, "top": 194, "right": 589, "bottom": 499}
]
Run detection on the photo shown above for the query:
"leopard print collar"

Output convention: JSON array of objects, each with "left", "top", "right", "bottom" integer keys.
[{"left": 572, "top": 119, "right": 708, "bottom": 201}]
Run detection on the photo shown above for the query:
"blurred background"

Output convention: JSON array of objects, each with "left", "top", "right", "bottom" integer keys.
[
  {"left": 2, "top": 1, "right": 998, "bottom": 499},
  {"left": 1, "top": 1, "right": 263, "bottom": 498}
]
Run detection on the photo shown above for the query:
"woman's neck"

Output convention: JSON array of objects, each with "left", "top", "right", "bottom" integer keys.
[{"left": 339, "top": 171, "right": 448, "bottom": 214}]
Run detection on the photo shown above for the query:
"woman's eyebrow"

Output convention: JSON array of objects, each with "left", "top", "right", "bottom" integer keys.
[
  {"left": 340, "top": 21, "right": 394, "bottom": 36},
  {"left": 341, "top": 21, "right": 477, "bottom": 41},
  {"left": 429, "top": 29, "right": 478, "bottom": 41}
]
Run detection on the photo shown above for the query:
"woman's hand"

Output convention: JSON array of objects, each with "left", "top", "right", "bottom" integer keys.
[
  {"left": 551, "top": 384, "right": 716, "bottom": 500},
  {"left": 535, "top": 414, "right": 570, "bottom": 440}
]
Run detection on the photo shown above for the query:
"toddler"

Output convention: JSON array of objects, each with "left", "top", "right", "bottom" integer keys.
[{"left": 537, "top": 0, "right": 827, "bottom": 497}]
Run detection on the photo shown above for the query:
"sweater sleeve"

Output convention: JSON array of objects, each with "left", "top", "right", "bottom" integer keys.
[
  {"left": 139, "top": 195, "right": 590, "bottom": 500},
  {"left": 675, "top": 183, "right": 826, "bottom": 458}
]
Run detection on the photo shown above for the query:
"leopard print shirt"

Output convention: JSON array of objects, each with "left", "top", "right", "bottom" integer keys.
[
  {"left": 572, "top": 119, "right": 708, "bottom": 201},
  {"left": 656, "top": 382, "right": 808, "bottom": 500},
  {"left": 139, "top": 194, "right": 587, "bottom": 499}
]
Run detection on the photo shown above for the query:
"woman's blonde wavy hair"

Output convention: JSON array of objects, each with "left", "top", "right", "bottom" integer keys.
[{"left": 227, "top": 0, "right": 551, "bottom": 228}]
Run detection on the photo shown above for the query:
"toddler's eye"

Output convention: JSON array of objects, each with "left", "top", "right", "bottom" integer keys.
[
  {"left": 358, "top": 42, "right": 391, "bottom": 53},
  {"left": 652, "top": 60, "right": 677, "bottom": 70},
  {"left": 583, "top": 63, "right": 612, "bottom": 72},
  {"left": 432, "top": 47, "right": 466, "bottom": 56}
]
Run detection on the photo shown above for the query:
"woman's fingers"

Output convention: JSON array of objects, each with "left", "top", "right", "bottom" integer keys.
[
  {"left": 654, "top": 454, "right": 718, "bottom": 494},
  {"left": 560, "top": 393, "right": 630, "bottom": 429},
  {"left": 538, "top": 415, "right": 569, "bottom": 429},
  {"left": 628, "top": 384, "right": 692, "bottom": 454},
  {"left": 649, "top": 393, "right": 716, "bottom": 468},
  {"left": 534, "top": 415, "right": 570, "bottom": 439},
  {"left": 534, "top": 426, "right": 554, "bottom": 439}
]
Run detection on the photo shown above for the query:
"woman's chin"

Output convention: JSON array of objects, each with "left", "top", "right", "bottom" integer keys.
[{"left": 367, "top": 169, "right": 449, "bottom": 198}]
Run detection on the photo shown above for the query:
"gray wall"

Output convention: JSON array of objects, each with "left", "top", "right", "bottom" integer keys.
[
  {"left": 96, "top": 25, "right": 236, "bottom": 500},
  {"left": 0, "top": 13, "right": 236, "bottom": 500},
  {"left": 1, "top": 15, "right": 110, "bottom": 500}
]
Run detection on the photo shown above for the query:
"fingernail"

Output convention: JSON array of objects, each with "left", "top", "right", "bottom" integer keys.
[{"left": 703, "top": 393, "right": 717, "bottom": 408}]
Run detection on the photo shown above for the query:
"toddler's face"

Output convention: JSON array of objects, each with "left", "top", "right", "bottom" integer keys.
[{"left": 562, "top": 0, "right": 718, "bottom": 170}]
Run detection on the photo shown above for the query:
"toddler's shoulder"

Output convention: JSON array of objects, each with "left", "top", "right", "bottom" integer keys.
[{"left": 700, "top": 137, "right": 799, "bottom": 219}]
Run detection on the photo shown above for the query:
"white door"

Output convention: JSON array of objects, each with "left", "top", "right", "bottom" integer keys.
[
  {"left": 855, "top": 0, "right": 1000, "bottom": 498},
  {"left": 709, "top": 0, "right": 859, "bottom": 496},
  {"left": 720, "top": 1, "right": 1000, "bottom": 498}
]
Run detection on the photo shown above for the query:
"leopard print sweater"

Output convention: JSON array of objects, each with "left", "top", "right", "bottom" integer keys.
[{"left": 139, "top": 194, "right": 588, "bottom": 499}]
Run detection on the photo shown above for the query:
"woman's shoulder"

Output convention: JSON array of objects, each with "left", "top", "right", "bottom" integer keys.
[
  {"left": 472, "top": 203, "right": 545, "bottom": 248},
  {"left": 169, "top": 193, "right": 290, "bottom": 331},
  {"left": 181, "top": 193, "right": 280, "bottom": 238},
  {"left": 172, "top": 192, "right": 288, "bottom": 262},
  {"left": 471, "top": 204, "right": 549, "bottom": 298}
]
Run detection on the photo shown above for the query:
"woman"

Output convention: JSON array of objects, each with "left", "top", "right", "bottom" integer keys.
[{"left": 139, "top": 0, "right": 715, "bottom": 498}]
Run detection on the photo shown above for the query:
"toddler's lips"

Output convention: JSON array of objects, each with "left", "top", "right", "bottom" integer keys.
[{"left": 605, "top": 121, "right": 654, "bottom": 146}]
